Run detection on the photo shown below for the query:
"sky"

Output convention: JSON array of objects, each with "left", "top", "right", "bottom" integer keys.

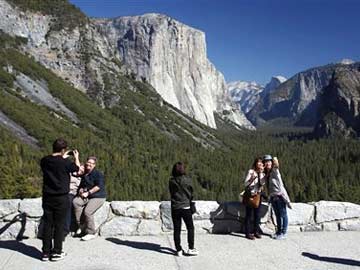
[{"left": 69, "top": 0, "right": 360, "bottom": 85}]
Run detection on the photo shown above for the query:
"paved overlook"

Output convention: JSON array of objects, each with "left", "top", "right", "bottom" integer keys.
[{"left": 0, "top": 232, "right": 359, "bottom": 270}]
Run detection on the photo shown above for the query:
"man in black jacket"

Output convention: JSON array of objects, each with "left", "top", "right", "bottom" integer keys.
[{"left": 40, "top": 138, "right": 80, "bottom": 261}]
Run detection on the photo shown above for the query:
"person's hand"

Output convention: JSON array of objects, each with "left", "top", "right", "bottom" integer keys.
[
  {"left": 287, "top": 202, "right": 292, "bottom": 209},
  {"left": 73, "top": 149, "right": 79, "bottom": 159},
  {"left": 82, "top": 191, "right": 89, "bottom": 198}
]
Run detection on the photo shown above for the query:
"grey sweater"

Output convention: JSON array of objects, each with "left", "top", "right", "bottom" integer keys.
[
  {"left": 169, "top": 175, "right": 193, "bottom": 210},
  {"left": 268, "top": 168, "right": 291, "bottom": 204}
]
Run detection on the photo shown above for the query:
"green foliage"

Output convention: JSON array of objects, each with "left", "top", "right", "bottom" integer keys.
[
  {"left": 0, "top": 30, "right": 28, "bottom": 48},
  {"left": 0, "top": 41, "right": 359, "bottom": 203},
  {"left": 7, "top": 0, "right": 87, "bottom": 31}
]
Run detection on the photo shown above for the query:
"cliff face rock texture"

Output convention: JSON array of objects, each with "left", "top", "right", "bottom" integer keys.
[
  {"left": 314, "top": 65, "right": 360, "bottom": 138},
  {"left": 0, "top": 0, "right": 253, "bottom": 129},
  {"left": 95, "top": 14, "right": 253, "bottom": 129},
  {"left": 247, "top": 63, "right": 360, "bottom": 127},
  {"left": 1, "top": 198, "right": 359, "bottom": 239},
  {"left": 0, "top": 0, "right": 121, "bottom": 103}
]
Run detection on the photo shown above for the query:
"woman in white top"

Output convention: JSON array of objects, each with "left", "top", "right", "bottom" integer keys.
[{"left": 243, "top": 157, "right": 266, "bottom": 240}]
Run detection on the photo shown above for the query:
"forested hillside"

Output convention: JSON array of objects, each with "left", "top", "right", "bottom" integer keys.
[{"left": 0, "top": 29, "right": 359, "bottom": 204}]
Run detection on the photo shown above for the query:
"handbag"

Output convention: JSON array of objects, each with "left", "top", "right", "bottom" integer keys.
[
  {"left": 242, "top": 171, "right": 261, "bottom": 208},
  {"left": 242, "top": 190, "right": 261, "bottom": 208}
]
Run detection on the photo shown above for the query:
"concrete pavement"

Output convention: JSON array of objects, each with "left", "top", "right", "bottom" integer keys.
[{"left": 0, "top": 232, "right": 359, "bottom": 270}]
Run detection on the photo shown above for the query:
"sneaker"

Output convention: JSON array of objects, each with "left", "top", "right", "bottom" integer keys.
[
  {"left": 41, "top": 253, "right": 50, "bottom": 262},
  {"left": 186, "top": 248, "right": 199, "bottom": 256},
  {"left": 276, "top": 233, "right": 287, "bottom": 240},
  {"left": 81, "top": 234, "right": 96, "bottom": 241},
  {"left": 271, "top": 233, "right": 280, "bottom": 239},
  {"left": 50, "top": 252, "right": 66, "bottom": 262},
  {"left": 75, "top": 228, "right": 82, "bottom": 236},
  {"left": 175, "top": 250, "right": 183, "bottom": 257}
]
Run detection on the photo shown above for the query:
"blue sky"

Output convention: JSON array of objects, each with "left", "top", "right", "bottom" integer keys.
[{"left": 70, "top": 0, "right": 360, "bottom": 85}]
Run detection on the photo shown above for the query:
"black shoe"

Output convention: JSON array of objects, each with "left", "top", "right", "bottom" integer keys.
[
  {"left": 50, "top": 252, "right": 66, "bottom": 262},
  {"left": 41, "top": 253, "right": 50, "bottom": 262}
]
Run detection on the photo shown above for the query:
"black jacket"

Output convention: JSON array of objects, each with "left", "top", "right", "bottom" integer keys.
[
  {"left": 41, "top": 155, "right": 79, "bottom": 196},
  {"left": 169, "top": 175, "right": 193, "bottom": 210}
]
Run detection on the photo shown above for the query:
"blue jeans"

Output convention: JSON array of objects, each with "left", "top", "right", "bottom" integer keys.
[{"left": 271, "top": 196, "right": 288, "bottom": 235}]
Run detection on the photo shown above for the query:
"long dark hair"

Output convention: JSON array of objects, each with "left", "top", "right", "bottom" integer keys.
[
  {"left": 252, "top": 157, "right": 263, "bottom": 171},
  {"left": 171, "top": 162, "right": 185, "bottom": 177}
]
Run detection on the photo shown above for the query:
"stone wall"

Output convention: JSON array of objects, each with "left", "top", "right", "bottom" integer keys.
[{"left": 0, "top": 199, "right": 359, "bottom": 240}]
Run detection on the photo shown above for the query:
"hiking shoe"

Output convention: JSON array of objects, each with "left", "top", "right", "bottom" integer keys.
[
  {"left": 41, "top": 253, "right": 50, "bottom": 262},
  {"left": 246, "top": 234, "right": 255, "bottom": 240},
  {"left": 186, "top": 248, "right": 199, "bottom": 256},
  {"left": 50, "top": 252, "right": 66, "bottom": 262},
  {"left": 81, "top": 234, "right": 96, "bottom": 241}
]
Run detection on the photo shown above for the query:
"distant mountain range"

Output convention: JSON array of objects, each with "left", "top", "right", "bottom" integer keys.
[{"left": 228, "top": 61, "right": 360, "bottom": 138}]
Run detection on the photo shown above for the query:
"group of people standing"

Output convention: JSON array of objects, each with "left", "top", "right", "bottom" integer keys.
[
  {"left": 40, "top": 138, "right": 106, "bottom": 261},
  {"left": 40, "top": 138, "right": 291, "bottom": 261},
  {"left": 243, "top": 155, "right": 291, "bottom": 241}
]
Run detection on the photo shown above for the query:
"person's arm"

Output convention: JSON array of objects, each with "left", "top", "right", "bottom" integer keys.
[
  {"left": 274, "top": 168, "right": 291, "bottom": 207},
  {"left": 82, "top": 171, "right": 103, "bottom": 198},
  {"left": 244, "top": 169, "right": 256, "bottom": 187}
]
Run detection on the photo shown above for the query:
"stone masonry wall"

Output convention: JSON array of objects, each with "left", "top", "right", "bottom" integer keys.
[{"left": 0, "top": 199, "right": 359, "bottom": 240}]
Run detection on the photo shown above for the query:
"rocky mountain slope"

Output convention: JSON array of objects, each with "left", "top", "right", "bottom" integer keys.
[
  {"left": 247, "top": 62, "right": 360, "bottom": 127},
  {"left": 227, "top": 76, "right": 287, "bottom": 115},
  {"left": 314, "top": 64, "right": 360, "bottom": 138},
  {"left": 0, "top": 0, "right": 252, "bottom": 129}
]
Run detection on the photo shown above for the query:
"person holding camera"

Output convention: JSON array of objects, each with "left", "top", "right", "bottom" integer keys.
[
  {"left": 73, "top": 156, "right": 106, "bottom": 241},
  {"left": 263, "top": 155, "right": 292, "bottom": 240},
  {"left": 243, "top": 157, "right": 266, "bottom": 240},
  {"left": 40, "top": 138, "right": 80, "bottom": 261},
  {"left": 169, "top": 162, "right": 198, "bottom": 256}
]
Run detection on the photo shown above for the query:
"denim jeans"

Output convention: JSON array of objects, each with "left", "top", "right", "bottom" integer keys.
[
  {"left": 271, "top": 196, "right": 288, "bottom": 235},
  {"left": 64, "top": 194, "right": 75, "bottom": 234}
]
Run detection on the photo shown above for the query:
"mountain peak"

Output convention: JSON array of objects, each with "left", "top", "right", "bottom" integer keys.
[{"left": 339, "top": 58, "right": 355, "bottom": 65}]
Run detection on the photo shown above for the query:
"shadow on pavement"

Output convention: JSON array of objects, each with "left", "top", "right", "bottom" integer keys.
[
  {"left": 0, "top": 213, "right": 28, "bottom": 241},
  {"left": 0, "top": 240, "right": 42, "bottom": 260},
  {"left": 302, "top": 252, "right": 360, "bottom": 267},
  {"left": 106, "top": 237, "right": 176, "bottom": 255}
]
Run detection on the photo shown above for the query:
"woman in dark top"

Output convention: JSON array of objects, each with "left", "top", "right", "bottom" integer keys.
[{"left": 169, "top": 162, "right": 198, "bottom": 256}]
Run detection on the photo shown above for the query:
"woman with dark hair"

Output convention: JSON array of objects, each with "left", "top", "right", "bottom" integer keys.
[
  {"left": 243, "top": 157, "right": 266, "bottom": 240},
  {"left": 169, "top": 162, "right": 198, "bottom": 256}
]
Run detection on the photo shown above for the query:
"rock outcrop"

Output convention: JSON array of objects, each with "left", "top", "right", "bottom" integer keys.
[
  {"left": 227, "top": 81, "right": 263, "bottom": 114},
  {"left": 95, "top": 14, "right": 253, "bottom": 129},
  {"left": 0, "top": 0, "right": 253, "bottom": 129},
  {"left": 247, "top": 63, "right": 360, "bottom": 127},
  {"left": 313, "top": 65, "right": 360, "bottom": 138},
  {"left": 1, "top": 198, "right": 359, "bottom": 239}
]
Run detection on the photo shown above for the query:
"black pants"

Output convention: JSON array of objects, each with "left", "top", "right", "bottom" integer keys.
[
  {"left": 64, "top": 194, "right": 75, "bottom": 234},
  {"left": 171, "top": 208, "right": 194, "bottom": 251},
  {"left": 244, "top": 205, "right": 261, "bottom": 235},
  {"left": 42, "top": 194, "right": 68, "bottom": 254}
]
